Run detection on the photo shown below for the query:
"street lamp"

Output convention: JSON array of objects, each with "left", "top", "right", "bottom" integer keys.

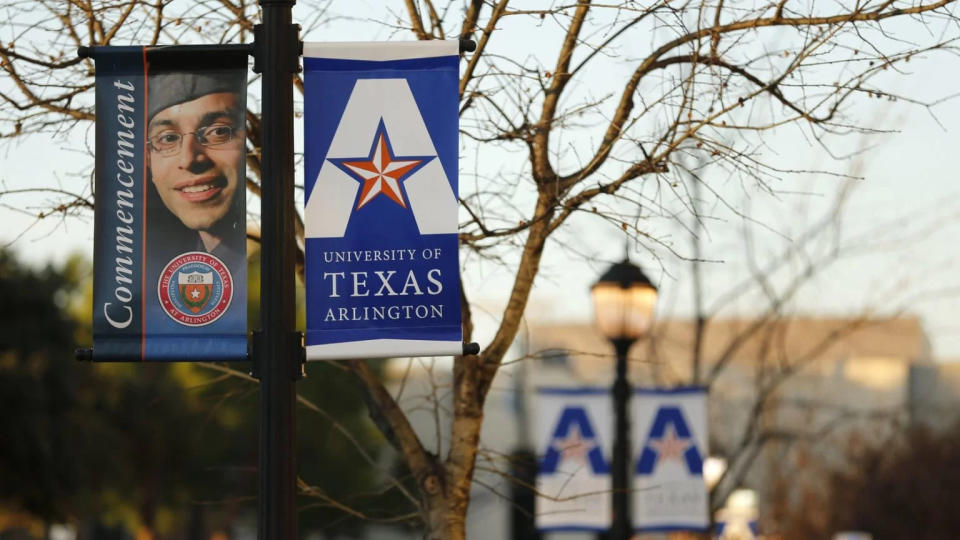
[{"left": 591, "top": 259, "right": 658, "bottom": 540}]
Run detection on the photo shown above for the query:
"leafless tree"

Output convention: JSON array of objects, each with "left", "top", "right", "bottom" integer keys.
[
  {"left": 2, "top": 1, "right": 960, "bottom": 538},
  {"left": 657, "top": 150, "right": 960, "bottom": 532}
]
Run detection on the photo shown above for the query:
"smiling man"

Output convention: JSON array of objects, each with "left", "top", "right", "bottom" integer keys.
[{"left": 146, "top": 70, "right": 246, "bottom": 268}]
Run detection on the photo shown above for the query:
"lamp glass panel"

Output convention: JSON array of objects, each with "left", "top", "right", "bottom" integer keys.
[
  {"left": 624, "top": 286, "right": 657, "bottom": 338},
  {"left": 591, "top": 283, "right": 657, "bottom": 340}
]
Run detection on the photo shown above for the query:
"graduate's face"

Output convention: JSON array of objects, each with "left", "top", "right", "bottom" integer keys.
[{"left": 147, "top": 92, "right": 243, "bottom": 231}]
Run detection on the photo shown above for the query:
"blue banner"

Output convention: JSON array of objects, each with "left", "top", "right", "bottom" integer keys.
[
  {"left": 303, "top": 41, "right": 462, "bottom": 360},
  {"left": 91, "top": 47, "right": 248, "bottom": 361}
]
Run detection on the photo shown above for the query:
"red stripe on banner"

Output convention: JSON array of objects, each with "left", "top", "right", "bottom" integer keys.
[{"left": 140, "top": 46, "right": 149, "bottom": 362}]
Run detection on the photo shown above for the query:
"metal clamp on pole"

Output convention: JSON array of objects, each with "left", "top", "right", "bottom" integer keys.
[
  {"left": 251, "top": 331, "right": 304, "bottom": 380},
  {"left": 295, "top": 331, "right": 306, "bottom": 381},
  {"left": 252, "top": 23, "right": 302, "bottom": 74},
  {"left": 249, "top": 331, "right": 263, "bottom": 379}
]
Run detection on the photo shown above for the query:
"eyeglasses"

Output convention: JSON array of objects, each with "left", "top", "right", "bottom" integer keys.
[{"left": 148, "top": 124, "right": 241, "bottom": 155}]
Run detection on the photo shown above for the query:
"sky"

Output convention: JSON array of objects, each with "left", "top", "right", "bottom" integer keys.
[{"left": 2, "top": 1, "right": 959, "bottom": 359}]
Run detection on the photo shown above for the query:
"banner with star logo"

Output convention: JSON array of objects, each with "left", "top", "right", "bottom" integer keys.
[
  {"left": 534, "top": 387, "right": 708, "bottom": 533},
  {"left": 302, "top": 41, "right": 463, "bottom": 360},
  {"left": 633, "top": 387, "right": 709, "bottom": 532},
  {"left": 535, "top": 388, "right": 612, "bottom": 532}
]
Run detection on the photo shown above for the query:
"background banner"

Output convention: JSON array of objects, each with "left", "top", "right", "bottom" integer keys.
[
  {"left": 632, "top": 387, "right": 709, "bottom": 532},
  {"left": 535, "top": 388, "right": 612, "bottom": 532},
  {"left": 302, "top": 41, "right": 462, "bottom": 360},
  {"left": 91, "top": 47, "right": 248, "bottom": 361},
  {"left": 534, "top": 387, "right": 709, "bottom": 532}
]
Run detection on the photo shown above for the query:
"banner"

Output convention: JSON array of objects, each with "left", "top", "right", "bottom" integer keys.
[
  {"left": 535, "top": 388, "right": 612, "bottom": 532},
  {"left": 302, "top": 41, "right": 462, "bottom": 360},
  {"left": 91, "top": 47, "right": 248, "bottom": 361},
  {"left": 534, "top": 387, "right": 709, "bottom": 532},
  {"left": 633, "top": 387, "right": 709, "bottom": 532}
]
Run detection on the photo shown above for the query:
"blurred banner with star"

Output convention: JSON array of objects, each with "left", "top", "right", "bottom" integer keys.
[
  {"left": 633, "top": 387, "right": 709, "bottom": 532},
  {"left": 534, "top": 386, "right": 709, "bottom": 533},
  {"left": 302, "top": 41, "right": 462, "bottom": 360},
  {"left": 535, "top": 387, "right": 613, "bottom": 532}
]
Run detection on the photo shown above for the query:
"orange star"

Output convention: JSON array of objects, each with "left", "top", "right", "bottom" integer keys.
[
  {"left": 649, "top": 425, "right": 691, "bottom": 462},
  {"left": 330, "top": 120, "right": 433, "bottom": 210},
  {"left": 553, "top": 425, "right": 592, "bottom": 463}
]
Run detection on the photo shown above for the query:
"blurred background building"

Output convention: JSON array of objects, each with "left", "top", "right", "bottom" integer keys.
[{"left": 373, "top": 315, "right": 960, "bottom": 539}]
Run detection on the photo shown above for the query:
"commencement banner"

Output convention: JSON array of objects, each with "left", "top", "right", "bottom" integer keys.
[
  {"left": 303, "top": 41, "right": 462, "bottom": 360},
  {"left": 91, "top": 47, "right": 248, "bottom": 361}
]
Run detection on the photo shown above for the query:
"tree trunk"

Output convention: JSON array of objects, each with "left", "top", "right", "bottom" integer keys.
[
  {"left": 417, "top": 196, "right": 555, "bottom": 539},
  {"left": 423, "top": 493, "right": 462, "bottom": 540}
]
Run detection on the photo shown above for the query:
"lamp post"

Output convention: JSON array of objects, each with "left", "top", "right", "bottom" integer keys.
[{"left": 591, "top": 260, "right": 658, "bottom": 540}]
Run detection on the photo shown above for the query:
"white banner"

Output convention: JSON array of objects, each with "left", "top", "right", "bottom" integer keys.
[
  {"left": 632, "top": 387, "right": 709, "bottom": 532},
  {"left": 534, "top": 388, "right": 611, "bottom": 532},
  {"left": 534, "top": 387, "right": 709, "bottom": 533}
]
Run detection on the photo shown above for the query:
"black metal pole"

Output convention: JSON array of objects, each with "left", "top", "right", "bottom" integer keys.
[
  {"left": 611, "top": 337, "right": 635, "bottom": 539},
  {"left": 255, "top": 1, "right": 299, "bottom": 538},
  {"left": 509, "top": 449, "right": 541, "bottom": 540}
]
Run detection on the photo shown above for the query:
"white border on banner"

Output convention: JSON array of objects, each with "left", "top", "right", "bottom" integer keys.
[
  {"left": 303, "top": 41, "right": 458, "bottom": 61},
  {"left": 307, "top": 339, "right": 462, "bottom": 360}
]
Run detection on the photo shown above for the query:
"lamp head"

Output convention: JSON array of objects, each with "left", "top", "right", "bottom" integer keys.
[{"left": 590, "top": 259, "right": 658, "bottom": 341}]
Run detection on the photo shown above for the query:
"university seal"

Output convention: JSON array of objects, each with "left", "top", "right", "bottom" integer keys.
[{"left": 158, "top": 252, "right": 233, "bottom": 326}]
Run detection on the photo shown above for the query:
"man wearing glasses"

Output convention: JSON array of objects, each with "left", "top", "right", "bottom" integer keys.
[{"left": 146, "top": 70, "right": 246, "bottom": 272}]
